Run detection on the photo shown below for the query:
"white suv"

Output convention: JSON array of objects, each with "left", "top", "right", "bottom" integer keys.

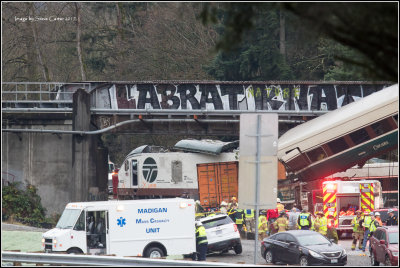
[{"left": 197, "top": 214, "right": 242, "bottom": 254}]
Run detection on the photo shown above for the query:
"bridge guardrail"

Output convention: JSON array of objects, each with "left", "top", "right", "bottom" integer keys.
[{"left": 1, "top": 251, "right": 258, "bottom": 266}]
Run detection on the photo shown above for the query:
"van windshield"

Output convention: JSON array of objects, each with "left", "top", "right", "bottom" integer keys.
[{"left": 56, "top": 209, "right": 81, "bottom": 229}]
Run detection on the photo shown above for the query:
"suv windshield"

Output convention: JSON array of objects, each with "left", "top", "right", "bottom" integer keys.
[
  {"left": 297, "top": 234, "right": 330, "bottom": 246},
  {"left": 388, "top": 232, "right": 399, "bottom": 244},
  {"left": 56, "top": 209, "right": 81, "bottom": 229},
  {"left": 202, "top": 216, "right": 233, "bottom": 229}
]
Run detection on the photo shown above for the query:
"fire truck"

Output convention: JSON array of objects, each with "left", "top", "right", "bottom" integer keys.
[{"left": 322, "top": 180, "right": 383, "bottom": 236}]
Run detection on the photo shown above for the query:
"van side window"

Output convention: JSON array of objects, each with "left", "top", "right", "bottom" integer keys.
[
  {"left": 124, "top": 160, "right": 128, "bottom": 171},
  {"left": 132, "top": 160, "right": 138, "bottom": 186},
  {"left": 306, "top": 147, "right": 327, "bottom": 163}
]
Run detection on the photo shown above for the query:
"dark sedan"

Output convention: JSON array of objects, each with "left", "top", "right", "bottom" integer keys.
[{"left": 261, "top": 230, "right": 347, "bottom": 266}]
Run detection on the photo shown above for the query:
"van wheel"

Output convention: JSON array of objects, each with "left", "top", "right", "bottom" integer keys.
[
  {"left": 67, "top": 248, "right": 82, "bottom": 254},
  {"left": 234, "top": 244, "right": 242, "bottom": 254},
  {"left": 145, "top": 247, "right": 164, "bottom": 258}
]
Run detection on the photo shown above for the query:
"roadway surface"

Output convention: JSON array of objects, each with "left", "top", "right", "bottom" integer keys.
[
  {"left": 205, "top": 235, "right": 372, "bottom": 266},
  {"left": 3, "top": 222, "right": 373, "bottom": 266}
]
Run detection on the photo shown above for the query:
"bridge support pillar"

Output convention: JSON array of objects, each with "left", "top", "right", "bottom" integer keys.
[
  {"left": 72, "top": 89, "right": 107, "bottom": 202},
  {"left": 72, "top": 88, "right": 91, "bottom": 202}
]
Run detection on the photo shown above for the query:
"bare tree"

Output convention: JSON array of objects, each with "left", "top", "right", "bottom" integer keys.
[{"left": 75, "top": 2, "right": 86, "bottom": 81}]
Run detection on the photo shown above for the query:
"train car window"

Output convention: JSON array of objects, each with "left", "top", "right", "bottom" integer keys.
[
  {"left": 349, "top": 128, "right": 370, "bottom": 145},
  {"left": 306, "top": 147, "right": 327, "bottom": 163},
  {"left": 327, "top": 137, "right": 349, "bottom": 155},
  {"left": 371, "top": 119, "right": 393, "bottom": 136},
  {"left": 393, "top": 115, "right": 398, "bottom": 125},
  {"left": 132, "top": 160, "right": 138, "bottom": 186}
]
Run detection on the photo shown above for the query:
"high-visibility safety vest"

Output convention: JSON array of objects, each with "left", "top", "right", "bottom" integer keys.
[
  {"left": 299, "top": 213, "right": 310, "bottom": 227},
  {"left": 196, "top": 226, "right": 208, "bottom": 245},
  {"left": 352, "top": 216, "right": 364, "bottom": 232},
  {"left": 369, "top": 220, "right": 378, "bottom": 233},
  {"left": 244, "top": 209, "right": 255, "bottom": 218},
  {"left": 258, "top": 215, "right": 267, "bottom": 228},
  {"left": 228, "top": 208, "right": 236, "bottom": 216},
  {"left": 363, "top": 216, "right": 372, "bottom": 229},
  {"left": 318, "top": 217, "right": 327, "bottom": 235},
  {"left": 235, "top": 209, "right": 244, "bottom": 224}
]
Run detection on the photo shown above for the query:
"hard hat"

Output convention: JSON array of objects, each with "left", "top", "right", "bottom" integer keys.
[
  {"left": 388, "top": 209, "right": 394, "bottom": 213},
  {"left": 317, "top": 211, "right": 324, "bottom": 216},
  {"left": 356, "top": 210, "right": 362, "bottom": 214},
  {"left": 196, "top": 200, "right": 201, "bottom": 204},
  {"left": 195, "top": 221, "right": 203, "bottom": 227},
  {"left": 375, "top": 212, "right": 380, "bottom": 216},
  {"left": 221, "top": 201, "right": 227, "bottom": 206},
  {"left": 231, "top": 197, "right": 237, "bottom": 201},
  {"left": 277, "top": 198, "right": 281, "bottom": 203}
]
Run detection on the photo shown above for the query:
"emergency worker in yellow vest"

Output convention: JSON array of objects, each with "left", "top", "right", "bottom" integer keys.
[
  {"left": 351, "top": 210, "right": 364, "bottom": 250},
  {"left": 258, "top": 213, "right": 268, "bottom": 240},
  {"left": 227, "top": 205, "right": 237, "bottom": 222},
  {"left": 273, "top": 210, "right": 289, "bottom": 232},
  {"left": 361, "top": 211, "right": 373, "bottom": 252},
  {"left": 244, "top": 209, "right": 255, "bottom": 233},
  {"left": 298, "top": 208, "right": 312, "bottom": 230},
  {"left": 315, "top": 211, "right": 327, "bottom": 236},
  {"left": 194, "top": 222, "right": 208, "bottom": 261},
  {"left": 366, "top": 214, "right": 381, "bottom": 252},
  {"left": 235, "top": 207, "right": 245, "bottom": 232},
  {"left": 276, "top": 198, "right": 285, "bottom": 213},
  {"left": 326, "top": 215, "right": 339, "bottom": 244}
]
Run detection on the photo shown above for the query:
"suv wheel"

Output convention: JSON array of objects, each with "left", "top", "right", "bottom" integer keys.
[
  {"left": 370, "top": 250, "right": 379, "bottom": 266},
  {"left": 234, "top": 244, "right": 242, "bottom": 254}
]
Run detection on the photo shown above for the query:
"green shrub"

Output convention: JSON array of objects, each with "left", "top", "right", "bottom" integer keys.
[{"left": 2, "top": 182, "right": 57, "bottom": 228}]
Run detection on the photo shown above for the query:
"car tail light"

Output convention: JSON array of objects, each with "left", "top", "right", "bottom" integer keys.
[{"left": 233, "top": 224, "right": 238, "bottom": 232}]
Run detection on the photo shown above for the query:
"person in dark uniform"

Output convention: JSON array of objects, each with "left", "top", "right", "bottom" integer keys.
[
  {"left": 194, "top": 221, "right": 208, "bottom": 261},
  {"left": 386, "top": 209, "right": 398, "bottom": 226}
]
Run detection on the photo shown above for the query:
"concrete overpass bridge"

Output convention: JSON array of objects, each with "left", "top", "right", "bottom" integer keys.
[{"left": 1, "top": 81, "right": 391, "bottom": 215}]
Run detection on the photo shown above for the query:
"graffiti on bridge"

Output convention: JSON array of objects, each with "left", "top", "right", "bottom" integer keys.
[{"left": 61, "top": 82, "right": 390, "bottom": 112}]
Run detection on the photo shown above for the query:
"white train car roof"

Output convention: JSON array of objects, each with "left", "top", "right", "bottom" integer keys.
[{"left": 278, "top": 84, "right": 398, "bottom": 156}]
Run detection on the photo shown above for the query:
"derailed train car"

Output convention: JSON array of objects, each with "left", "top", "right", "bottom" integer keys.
[
  {"left": 114, "top": 140, "right": 240, "bottom": 209},
  {"left": 278, "top": 84, "right": 398, "bottom": 182}
]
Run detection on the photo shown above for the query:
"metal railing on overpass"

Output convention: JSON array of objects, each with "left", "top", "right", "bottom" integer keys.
[{"left": 1, "top": 251, "right": 258, "bottom": 266}]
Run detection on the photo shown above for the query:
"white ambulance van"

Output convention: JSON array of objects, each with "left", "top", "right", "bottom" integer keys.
[{"left": 42, "top": 198, "right": 196, "bottom": 258}]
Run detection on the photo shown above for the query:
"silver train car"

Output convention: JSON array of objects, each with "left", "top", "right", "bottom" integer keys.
[{"left": 278, "top": 84, "right": 398, "bottom": 181}]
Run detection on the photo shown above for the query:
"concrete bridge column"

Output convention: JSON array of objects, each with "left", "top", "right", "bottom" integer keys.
[
  {"left": 72, "top": 88, "right": 91, "bottom": 202},
  {"left": 72, "top": 88, "right": 108, "bottom": 202}
]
